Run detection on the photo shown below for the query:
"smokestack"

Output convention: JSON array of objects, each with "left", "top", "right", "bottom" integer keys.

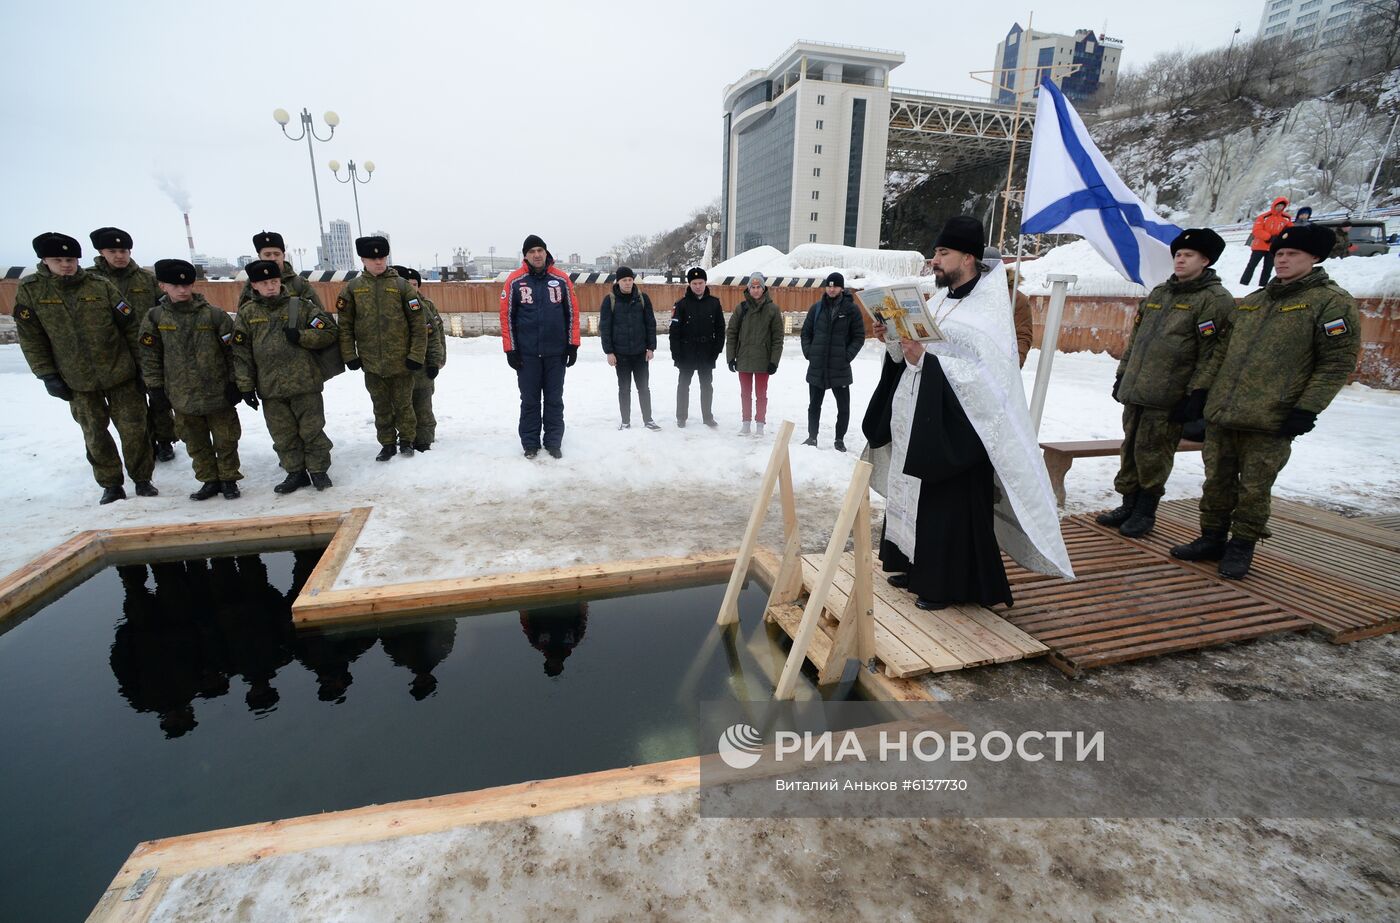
[{"left": 183, "top": 212, "right": 196, "bottom": 266}]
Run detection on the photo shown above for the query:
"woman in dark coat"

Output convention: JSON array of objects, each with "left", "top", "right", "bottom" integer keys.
[{"left": 800, "top": 271, "right": 866, "bottom": 451}]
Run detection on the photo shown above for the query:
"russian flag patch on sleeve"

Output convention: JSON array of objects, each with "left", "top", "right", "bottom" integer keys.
[
  {"left": 1323, "top": 318, "right": 1348, "bottom": 337},
  {"left": 309, "top": 316, "right": 326, "bottom": 329},
  {"left": 1197, "top": 320, "right": 1216, "bottom": 337}
]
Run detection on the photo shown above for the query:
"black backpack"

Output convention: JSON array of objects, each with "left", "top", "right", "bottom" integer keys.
[{"left": 286, "top": 298, "right": 345, "bottom": 382}]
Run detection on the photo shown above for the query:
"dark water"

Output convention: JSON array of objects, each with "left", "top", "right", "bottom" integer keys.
[{"left": 0, "top": 551, "right": 859, "bottom": 921}]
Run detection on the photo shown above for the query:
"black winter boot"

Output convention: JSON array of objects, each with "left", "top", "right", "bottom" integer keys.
[
  {"left": 1170, "top": 529, "right": 1228, "bottom": 561},
  {"left": 375, "top": 444, "right": 397, "bottom": 462},
  {"left": 1096, "top": 491, "right": 1139, "bottom": 527},
  {"left": 274, "top": 470, "right": 310, "bottom": 494},
  {"left": 134, "top": 481, "right": 159, "bottom": 497},
  {"left": 221, "top": 480, "right": 241, "bottom": 499},
  {"left": 398, "top": 441, "right": 415, "bottom": 457},
  {"left": 1119, "top": 493, "right": 1161, "bottom": 538},
  {"left": 154, "top": 441, "right": 176, "bottom": 463},
  {"left": 99, "top": 485, "right": 126, "bottom": 505},
  {"left": 190, "top": 481, "right": 220, "bottom": 501},
  {"left": 1218, "top": 539, "right": 1257, "bottom": 580},
  {"left": 310, "top": 472, "right": 333, "bottom": 491}
]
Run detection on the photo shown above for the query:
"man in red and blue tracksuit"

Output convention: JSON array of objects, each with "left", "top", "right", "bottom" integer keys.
[{"left": 500, "top": 234, "right": 580, "bottom": 459}]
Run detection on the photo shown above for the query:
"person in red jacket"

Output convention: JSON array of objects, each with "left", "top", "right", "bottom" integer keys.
[{"left": 1240, "top": 197, "right": 1292, "bottom": 286}]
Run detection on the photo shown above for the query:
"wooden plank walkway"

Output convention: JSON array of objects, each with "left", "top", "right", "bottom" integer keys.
[
  {"left": 998, "top": 520, "right": 1311, "bottom": 676},
  {"left": 1359, "top": 511, "right": 1400, "bottom": 535},
  {"left": 789, "top": 553, "right": 1048, "bottom": 679},
  {"left": 1120, "top": 499, "right": 1400, "bottom": 643}
]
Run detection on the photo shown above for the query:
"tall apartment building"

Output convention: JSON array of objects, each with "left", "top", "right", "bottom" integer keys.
[
  {"left": 991, "top": 25, "right": 1122, "bottom": 105},
  {"left": 326, "top": 219, "right": 354, "bottom": 271},
  {"left": 1258, "top": 0, "right": 1358, "bottom": 44},
  {"left": 720, "top": 41, "right": 903, "bottom": 259}
]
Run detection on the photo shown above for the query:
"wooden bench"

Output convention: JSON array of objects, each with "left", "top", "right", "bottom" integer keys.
[{"left": 1040, "top": 438, "right": 1204, "bottom": 508}]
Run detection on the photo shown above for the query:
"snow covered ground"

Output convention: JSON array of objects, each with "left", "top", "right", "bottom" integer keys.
[{"left": 2, "top": 336, "right": 1398, "bottom": 589}]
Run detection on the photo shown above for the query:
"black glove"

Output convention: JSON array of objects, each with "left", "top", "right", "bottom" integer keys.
[
  {"left": 242, "top": 391, "right": 260, "bottom": 410},
  {"left": 426, "top": 365, "right": 439, "bottom": 380},
  {"left": 224, "top": 382, "right": 241, "bottom": 406},
  {"left": 506, "top": 351, "right": 521, "bottom": 371},
  {"left": 147, "top": 387, "right": 171, "bottom": 413},
  {"left": 41, "top": 375, "right": 72, "bottom": 402},
  {"left": 767, "top": 363, "right": 778, "bottom": 375},
  {"left": 347, "top": 358, "right": 363, "bottom": 371},
  {"left": 1169, "top": 389, "right": 1208, "bottom": 424},
  {"left": 727, "top": 359, "right": 737, "bottom": 373},
  {"left": 565, "top": 345, "right": 578, "bottom": 368},
  {"left": 284, "top": 328, "right": 301, "bottom": 346},
  {"left": 1111, "top": 374, "right": 1122, "bottom": 401},
  {"left": 1277, "top": 407, "right": 1318, "bottom": 439},
  {"left": 405, "top": 358, "right": 423, "bottom": 371}
]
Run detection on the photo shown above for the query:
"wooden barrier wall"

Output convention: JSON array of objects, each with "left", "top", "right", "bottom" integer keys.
[{"left": 2, "top": 280, "right": 1396, "bottom": 388}]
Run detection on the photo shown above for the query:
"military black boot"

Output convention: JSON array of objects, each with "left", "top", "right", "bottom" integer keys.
[
  {"left": 310, "top": 472, "right": 333, "bottom": 491},
  {"left": 375, "top": 444, "right": 397, "bottom": 462},
  {"left": 221, "top": 480, "right": 241, "bottom": 500},
  {"left": 274, "top": 470, "right": 310, "bottom": 494},
  {"left": 398, "top": 441, "right": 415, "bottom": 458},
  {"left": 1218, "top": 539, "right": 1257, "bottom": 580},
  {"left": 189, "top": 481, "right": 220, "bottom": 501},
  {"left": 1119, "top": 493, "right": 1161, "bottom": 538},
  {"left": 413, "top": 442, "right": 431, "bottom": 451},
  {"left": 154, "top": 441, "right": 176, "bottom": 463},
  {"left": 1170, "top": 529, "right": 1228, "bottom": 561},
  {"left": 134, "top": 481, "right": 159, "bottom": 497},
  {"left": 1096, "top": 491, "right": 1139, "bottom": 527},
  {"left": 99, "top": 485, "right": 126, "bottom": 505}
]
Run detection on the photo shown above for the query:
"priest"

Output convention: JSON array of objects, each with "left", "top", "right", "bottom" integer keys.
[{"left": 862, "top": 216, "right": 1073, "bottom": 610}]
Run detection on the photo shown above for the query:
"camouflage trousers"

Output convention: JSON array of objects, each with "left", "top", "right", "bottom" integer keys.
[
  {"left": 412, "top": 373, "right": 437, "bottom": 445},
  {"left": 1199, "top": 426, "right": 1293, "bottom": 542},
  {"left": 363, "top": 371, "right": 416, "bottom": 445},
  {"left": 1112, "top": 404, "right": 1184, "bottom": 498},
  {"left": 175, "top": 406, "right": 243, "bottom": 483},
  {"left": 262, "top": 392, "right": 333, "bottom": 474},
  {"left": 70, "top": 379, "right": 154, "bottom": 487}
]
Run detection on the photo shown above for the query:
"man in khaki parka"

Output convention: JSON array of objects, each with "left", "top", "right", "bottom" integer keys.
[
  {"left": 140, "top": 259, "right": 244, "bottom": 501},
  {"left": 393, "top": 265, "right": 446, "bottom": 450},
  {"left": 89, "top": 226, "right": 178, "bottom": 461},
  {"left": 233, "top": 260, "right": 338, "bottom": 494},
  {"left": 337, "top": 236, "right": 427, "bottom": 460},
  {"left": 239, "top": 230, "right": 325, "bottom": 311},
  {"left": 15, "top": 232, "right": 157, "bottom": 505},
  {"left": 1171, "top": 223, "right": 1361, "bottom": 579},
  {"left": 1098, "top": 228, "right": 1233, "bottom": 538},
  {"left": 725, "top": 272, "right": 784, "bottom": 436}
]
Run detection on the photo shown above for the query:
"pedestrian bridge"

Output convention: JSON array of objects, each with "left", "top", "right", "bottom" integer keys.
[{"left": 886, "top": 88, "right": 1034, "bottom": 175}]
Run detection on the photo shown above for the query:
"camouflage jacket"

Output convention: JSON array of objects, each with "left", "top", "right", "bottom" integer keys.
[
  {"left": 336, "top": 268, "right": 427, "bottom": 376},
  {"left": 89, "top": 257, "right": 161, "bottom": 325},
  {"left": 232, "top": 290, "right": 338, "bottom": 399},
  {"left": 238, "top": 261, "right": 324, "bottom": 312},
  {"left": 421, "top": 293, "right": 447, "bottom": 372},
  {"left": 138, "top": 294, "right": 236, "bottom": 416},
  {"left": 1201, "top": 267, "right": 1361, "bottom": 432},
  {"left": 14, "top": 263, "right": 141, "bottom": 391},
  {"left": 1116, "top": 269, "right": 1233, "bottom": 409}
]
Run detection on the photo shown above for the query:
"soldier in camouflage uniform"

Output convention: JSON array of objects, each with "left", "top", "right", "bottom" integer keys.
[
  {"left": 140, "top": 259, "right": 244, "bottom": 502},
  {"left": 1098, "top": 228, "right": 1233, "bottom": 538},
  {"left": 1172, "top": 223, "right": 1361, "bottom": 579},
  {"left": 238, "top": 231, "right": 325, "bottom": 311},
  {"left": 233, "top": 260, "right": 338, "bottom": 494},
  {"left": 393, "top": 265, "right": 446, "bottom": 450},
  {"left": 88, "top": 226, "right": 178, "bottom": 461},
  {"left": 337, "top": 237, "right": 427, "bottom": 461},
  {"left": 15, "top": 232, "right": 157, "bottom": 504}
]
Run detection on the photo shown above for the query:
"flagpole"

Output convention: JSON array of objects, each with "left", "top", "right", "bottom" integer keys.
[{"left": 996, "top": 10, "right": 1033, "bottom": 247}]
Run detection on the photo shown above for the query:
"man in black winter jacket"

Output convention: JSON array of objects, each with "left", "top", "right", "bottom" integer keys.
[
  {"left": 600, "top": 267, "right": 659, "bottom": 430},
  {"left": 801, "top": 271, "right": 866, "bottom": 451},
  {"left": 668, "top": 267, "right": 726, "bottom": 428}
]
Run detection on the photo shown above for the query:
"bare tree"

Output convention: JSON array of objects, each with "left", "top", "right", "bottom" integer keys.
[
  {"left": 1307, "top": 98, "right": 1381, "bottom": 207},
  {"left": 608, "top": 234, "right": 653, "bottom": 267},
  {"left": 1349, "top": 0, "right": 1400, "bottom": 72}
]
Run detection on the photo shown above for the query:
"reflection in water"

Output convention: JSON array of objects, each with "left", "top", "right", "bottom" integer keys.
[
  {"left": 106, "top": 553, "right": 464, "bottom": 734},
  {"left": 519, "top": 603, "right": 589, "bottom": 677}
]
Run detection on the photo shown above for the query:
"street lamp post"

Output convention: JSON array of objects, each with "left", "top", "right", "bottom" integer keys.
[
  {"left": 273, "top": 107, "right": 339, "bottom": 268},
  {"left": 329, "top": 159, "right": 376, "bottom": 236},
  {"left": 294, "top": 247, "right": 307, "bottom": 272}
]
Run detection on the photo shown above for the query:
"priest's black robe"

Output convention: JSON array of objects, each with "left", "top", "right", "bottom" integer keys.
[{"left": 861, "top": 284, "right": 1013, "bottom": 608}]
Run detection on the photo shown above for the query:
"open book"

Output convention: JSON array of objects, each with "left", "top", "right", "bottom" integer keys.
[{"left": 856, "top": 283, "right": 943, "bottom": 343}]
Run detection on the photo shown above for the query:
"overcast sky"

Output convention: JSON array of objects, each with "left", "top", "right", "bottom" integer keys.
[{"left": 2, "top": 0, "right": 1263, "bottom": 269}]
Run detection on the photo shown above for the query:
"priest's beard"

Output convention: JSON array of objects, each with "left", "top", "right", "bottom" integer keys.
[{"left": 933, "top": 265, "right": 969, "bottom": 289}]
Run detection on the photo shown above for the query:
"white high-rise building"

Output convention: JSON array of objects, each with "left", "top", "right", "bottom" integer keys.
[
  {"left": 1259, "top": 0, "right": 1359, "bottom": 44},
  {"left": 721, "top": 41, "right": 903, "bottom": 258},
  {"left": 327, "top": 219, "right": 354, "bottom": 271}
]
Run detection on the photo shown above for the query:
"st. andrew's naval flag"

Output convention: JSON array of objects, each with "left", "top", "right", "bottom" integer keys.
[{"left": 1021, "top": 77, "right": 1181, "bottom": 287}]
